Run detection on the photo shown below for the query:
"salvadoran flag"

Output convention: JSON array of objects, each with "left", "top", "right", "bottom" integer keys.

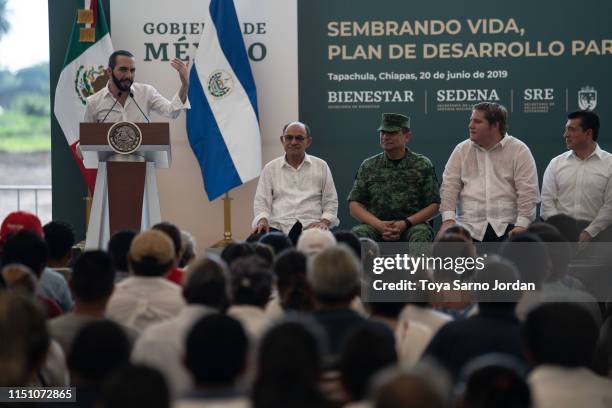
[{"left": 187, "top": 0, "right": 262, "bottom": 201}]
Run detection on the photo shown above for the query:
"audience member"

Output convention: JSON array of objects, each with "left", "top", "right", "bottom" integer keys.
[
  {"left": 107, "top": 229, "right": 136, "bottom": 283},
  {"left": 524, "top": 302, "right": 612, "bottom": 408},
  {"left": 371, "top": 368, "right": 445, "bottom": 408},
  {"left": 252, "top": 243, "right": 274, "bottom": 266},
  {"left": 42, "top": 221, "right": 76, "bottom": 311},
  {"left": 333, "top": 230, "right": 362, "bottom": 259},
  {"left": 423, "top": 256, "right": 525, "bottom": 380},
  {"left": 179, "top": 230, "right": 196, "bottom": 269},
  {"left": 132, "top": 256, "right": 229, "bottom": 397},
  {"left": 221, "top": 242, "right": 255, "bottom": 267},
  {"left": 309, "top": 245, "right": 366, "bottom": 365},
  {"left": 340, "top": 322, "right": 398, "bottom": 405},
  {"left": 100, "top": 364, "right": 170, "bottom": 408},
  {"left": 266, "top": 248, "right": 314, "bottom": 319},
  {"left": 179, "top": 314, "right": 249, "bottom": 407},
  {"left": 153, "top": 221, "right": 184, "bottom": 285},
  {"left": 544, "top": 213, "right": 580, "bottom": 242},
  {"left": 297, "top": 228, "right": 337, "bottom": 256},
  {"left": 106, "top": 229, "right": 185, "bottom": 333},
  {"left": 227, "top": 255, "right": 273, "bottom": 341},
  {"left": 49, "top": 251, "right": 135, "bottom": 354},
  {"left": 259, "top": 231, "right": 293, "bottom": 255},
  {"left": 68, "top": 320, "right": 131, "bottom": 408},
  {"left": 252, "top": 321, "right": 330, "bottom": 408}
]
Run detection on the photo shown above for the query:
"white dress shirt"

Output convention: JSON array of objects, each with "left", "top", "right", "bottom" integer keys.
[
  {"left": 131, "top": 305, "right": 215, "bottom": 397},
  {"left": 106, "top": 276, "right": 186, "bottom": 334},
  {"left": 529, "top": 365, "right": 612, "bottom": 408},
  {"left": 540, "top": 144, "right": 612, "bottom": 237},
  {"left": 440, "top": 135, "right": 540, "bottom": 241},
  {"left": 83, "top": 82, "right": 189, "bottom": 123},
  {"left": 252, "top": 154, "right": 339, "bottom": 233}
]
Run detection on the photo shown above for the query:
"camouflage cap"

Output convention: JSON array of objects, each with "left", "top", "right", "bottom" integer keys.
[{"left": 377, "top": 113, "right": 410, "bottom": 132}]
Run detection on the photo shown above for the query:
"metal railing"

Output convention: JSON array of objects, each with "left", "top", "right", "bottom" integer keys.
[{"left": 0, "top": 185, "right": 52, "bottom": 222}]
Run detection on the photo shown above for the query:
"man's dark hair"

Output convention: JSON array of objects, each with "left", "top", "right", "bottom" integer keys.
[
  {"left": 152, "top": 222, "right": 182, "bottom": 259},
  {"left": 230, "top": 255, "right": 273, "bottom": 308},
  {"left": 340, "top": 322, "right": 397, "bottom": 401},
  {"left": 1, "top": 230, "right": 47, "bottom": 277},
  {"left": 568, "top": 110, "right": 600, "bottom": 141},
  {"left": 523, "top": 303, "right": 598, "bottom": 368},
  {"left": 333, "top": 230, "right": 361, "bottom": 258},
  {"left": 273, "top": 248, "right": 314, "bottom": 311},
  {"left": 259, "top": 232, "right": 293, "bottom": 255},
  {"left": 220, "top": 242, "right": 254, "bottom": 267},
  {"left": 43, "top": 221, "right": 75, "bottom": 262},
  {"left": 474, "top": 256, "right": 521, "bottom": 310},
  {"left": 500, "top": 233, "right": 550, "bottom": 289},
  {"left": 68, "top": 320, "right": 130, "bottom": 383},
  {"left": 108, "top": 50, "right": 134, "bottom": 69},
  {"left": 100, "top": 364, "right": 170, "bottom": 408},
  {"left": 544, "top": 214, "right": 580, "bottom": 242},
  {"left": 108, "top": 230, "right": 136, "bottom": 272},
  {"left": 185, "top": 314, "right": 248, "bottom": 386},
  {"left": 182, "top": 257, "right": 229, "bottom": 310},
  {"left": 71, "top": 251, "right": 115, "bottom": 303},
  {"left": 473, "top": 102, "right": 508, "bottom": 135},
  {"left": 527, "top": 222, "right": 571, "bottom": 282}
]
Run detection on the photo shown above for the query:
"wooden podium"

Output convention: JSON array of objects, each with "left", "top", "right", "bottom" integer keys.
[{"left": 79, "top": 123, "right": 170, "bottom": 249}]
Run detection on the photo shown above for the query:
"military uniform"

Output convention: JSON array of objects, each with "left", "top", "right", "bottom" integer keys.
[{"left": 348, "top": 149, "right": 440, "bottom": 242}]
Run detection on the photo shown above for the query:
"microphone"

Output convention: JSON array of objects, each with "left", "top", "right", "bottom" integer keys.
[
  {"left": 130, "top": 92, "right": 150, "bottom": 123},
  {"left": 100, "top": 91, "right": 122, "bottom": 123}
]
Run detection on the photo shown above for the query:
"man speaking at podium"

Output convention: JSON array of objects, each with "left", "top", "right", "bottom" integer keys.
[{"left": 83, "top": 50, "right": 190, "bottom": 123}]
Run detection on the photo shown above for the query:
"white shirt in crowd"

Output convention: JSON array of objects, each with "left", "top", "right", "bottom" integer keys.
[
  {"left": 528, "top": 365, "right": 612, "bottom": 408},
  {"left": 540, "top": 144, "right": 612, "bottom": 237},
  {"left": 440, "top": 135, "right": 540, "bottom": 241},
  {"left": 106, "top": 276, "right": 185, "bottom": 334},
  {"left": 83, "top": 82, "right": 189, "bottom": 123},
  {"left": 227, "top": 305, "right": 270, "bottom": 342},
  {"left": 252, "top": 154, "right": 339, "bottom": 234},
  {"left": 132, "top": 305, "right": 216, "bottom": 397}
]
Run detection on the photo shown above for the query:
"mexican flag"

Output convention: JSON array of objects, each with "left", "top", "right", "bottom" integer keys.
[{"left": 54, "top": 0, "right": 113, "bottom": 193}]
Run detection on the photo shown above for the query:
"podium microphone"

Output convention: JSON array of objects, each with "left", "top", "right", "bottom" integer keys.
[
  {"left": 130, "top": 92, "right": 150, "bottom": 123},
  {"left": 100, "top": 91, "right": 122, "bottom": 123}
]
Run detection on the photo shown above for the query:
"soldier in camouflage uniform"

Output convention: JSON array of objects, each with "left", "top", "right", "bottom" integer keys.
[{"left": 348, "top": 113, "right": 440, "bottom": 242}]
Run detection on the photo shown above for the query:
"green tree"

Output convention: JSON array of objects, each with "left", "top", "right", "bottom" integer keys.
[{"left": 0, "top": 0, "right": 10, "bottom": 40}]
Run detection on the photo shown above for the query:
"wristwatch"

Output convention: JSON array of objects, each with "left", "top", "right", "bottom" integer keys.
[{"left": 403, "top": 218, "right": 413, "bottom": 229}]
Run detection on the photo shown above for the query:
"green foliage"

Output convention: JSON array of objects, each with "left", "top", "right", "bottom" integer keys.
[
  {"left": 10, "top": 93, "right": 50, "bottom": 116},
  {"left": 0, "top": 0, "right": 10, "bottom": 40},
  {"left": 0, "top": 110, "right": 50, "bottom": 152}
]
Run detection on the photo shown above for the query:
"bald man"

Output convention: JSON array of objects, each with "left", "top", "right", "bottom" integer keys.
[{"left": 250, "top": 121, "right": 339, "bottom": 243}]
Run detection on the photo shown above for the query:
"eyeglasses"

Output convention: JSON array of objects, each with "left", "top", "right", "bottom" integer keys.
[{"left": 282, "top": 135, "right": 307, "bottom": 142}]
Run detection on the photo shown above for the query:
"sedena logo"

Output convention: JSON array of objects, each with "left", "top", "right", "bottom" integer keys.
[
  {"left": 74, "top": 65, "right": 107, "bottom": 105},
  {"left": 207, "top": 70, "right": 234, "bottom": 99}
]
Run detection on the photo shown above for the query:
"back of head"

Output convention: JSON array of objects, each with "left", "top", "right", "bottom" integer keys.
[
  {"left": 444, "top": 224, "right": 473, "bottom": 242},
  {"left": 253, "top": 243, "right": 274, "bottom": 266},
  {"left": 1, "top": 264, "right": 37, "bottom": 295},
  {"left": 433, "top": 233, "right": 476, "bottom": 282},
  {"left": 273, "top": 249, "right": 314, "bottom": 312},
  {"left": 500, "top": 232, "right": 550, "bottom": 287},
  {"left": 108, "top": 230, "right": 136, "bottom": 273},
  {"left": 185, "top": 314, "right": 248, "bottom": 387},
  {"left": 474, "top": 256, "right": 521, "bottom": 311},
  {"left": 128, "top": 229, "right": 175, "bottom": 277},
  {"left": 43, "top": 221, "right": 75, "bottom": 263},
  {"left": 527, "top": 222, "right": 571, "bottom": 281},
  {"left": 544, "top": 214, "right": 580, "bottom": 242},
  {"left": 373, "top": 370, "right": 444, "bottom": 408},
  {"left": 523, "top": 302, "right": 598, "bottom": 368},
  {"left": 259, "top": 231, "right": 293, "bottom": 255},
  {"left": 0, "top": 291, "right": 49, "bottom": 386},
  {"left": 309, "top": 244, "right": 360, "bottom": 305},
  {"left": 182, "top": 256, "right": 229, "bottom": 310},
  {"left": 220, "top": 242, "right": 255, "bottom": 267},
  {"left": 254, "top": 321, "right": 323, "bottom": 406},
  {"left": 297, "top": 228, "right": 336, "bottom": 256},
  {"left": 1, "top": 230, "right": 48, "bottom": 277},
  {"left": 101, "top": 364, "right": 170, "bottom": 408},
  {"left": 68, "top": 320, "right": 130, "bottom": 385},
  {"left": 340, "top": 322, "right": 398, "bottom": 401},
  {"left": 230, "top": 255, "right": 273, "bottom": 308},
  {"left": 334, "top": 230, "right": 362, "bottom": 258},
  {"left": 152, "top": 222, "right": 182, "bottom": 261},
  {"left": 459, "top": 354, "right": 530, "bottom": 408},
  {"left": 71, "top": 250, "right": 115, "bottom": 303}
]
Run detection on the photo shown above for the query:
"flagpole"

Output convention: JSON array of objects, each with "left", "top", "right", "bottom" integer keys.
[{"left": 211, "top": 192, "right": 234, "bottom": 248}]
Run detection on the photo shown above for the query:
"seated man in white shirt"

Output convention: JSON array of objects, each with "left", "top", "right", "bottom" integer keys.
[
  {"left": 83, "top": 49, "right": 190, "bottom": 123},
  {"left": 250, "top": 121, "right": 339, "bottom": 244},
  {"left": 437, "top": 102, "right": 540, "bottom": 242},
  {"left": 541, "top": 110, "right": 612, "bottom": 242},
  {"left": 106, "top": 229, "right": 185, "bottom": 333}
]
